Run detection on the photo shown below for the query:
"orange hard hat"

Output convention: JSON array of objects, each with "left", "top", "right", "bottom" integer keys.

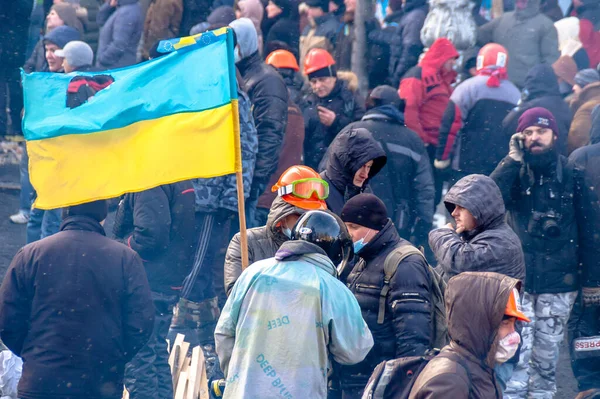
[
  {"left": 303, "top": 48, "right": 336, "bottom": 77},
  {"left": 477, "top": 43, "right": 509, "bottom": 71},
  {"left": 266, "top": 49, "right": 300, "bottom": 72},
  {"left": 504, "top": 288, "right": 530, "bottom": 322},
  {"left": 272, "top": 165, "right": 328, "bottom": 210}
]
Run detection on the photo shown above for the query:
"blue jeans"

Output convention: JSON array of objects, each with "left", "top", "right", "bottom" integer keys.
[
  {"left": 19, "top": 145, "right": 34, "bottom": 212},
  {"left": 26, "top": 207, "right": 62, "bottom": 244}
]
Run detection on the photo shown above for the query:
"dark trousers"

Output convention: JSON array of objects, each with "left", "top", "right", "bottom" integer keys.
[
  {"left": 0, "top": 67, "right": 23, "bottom": 135},
  {"left": 568, "top": 300, "right": 600, "bottom": 391},
  {"left": 124, "top": 292, "right": 177, "bottom": 399},
  {"left": 426, "top": 145, "right": 446, "bottom": 212}
]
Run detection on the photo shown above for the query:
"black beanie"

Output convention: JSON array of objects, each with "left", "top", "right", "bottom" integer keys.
[
  {"left": 341, "top": 193, "right": 388, "bottom": 231},
  {"left": 63, "top": 200, "right": 108, "bottom": 223}
]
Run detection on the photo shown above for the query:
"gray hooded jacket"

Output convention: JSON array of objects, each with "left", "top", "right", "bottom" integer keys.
[{"left": 429, "top": 174, "right": 526, "bottom": 282}]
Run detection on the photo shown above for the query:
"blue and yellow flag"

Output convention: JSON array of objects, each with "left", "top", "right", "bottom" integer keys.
[{"left": 22, "top": 27, "right": 240, "bottom": 209}]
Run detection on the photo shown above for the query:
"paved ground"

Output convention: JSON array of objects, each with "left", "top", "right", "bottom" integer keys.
[{"left": 0, "top": 165, "right": 580, "bottom": 398}]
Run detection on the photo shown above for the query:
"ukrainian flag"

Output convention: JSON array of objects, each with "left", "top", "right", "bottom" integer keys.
[{"left": 22, "top": 27, "right": 240, "bottom": 209}]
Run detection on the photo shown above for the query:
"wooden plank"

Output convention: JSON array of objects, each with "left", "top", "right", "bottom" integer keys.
[
  {"left": 122, "top": 386, "right": 129, "bottom": 399},
  {"left": 187, "top": 347, "right": 201, "bottom": 399},
  {"left": 197, "top": 348, "right": 209, "bottom": 399},
  {"left": 178, "top": 340, "right": 191, "bottom": 375},
  {"left": 168, "top": 334, "right": 185, "bottom": 371},
  {"left": 174, "top": 371, "right": 188, "bottom": 399}
]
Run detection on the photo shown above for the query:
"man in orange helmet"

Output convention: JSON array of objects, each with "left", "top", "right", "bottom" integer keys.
[
  {"left": 266, "top": 49, "right": 305, "bottom": 106},
  {"left": 302, "top": 48, "right": 364, "bottom": 169},
  {"left": 434, "top": 43, "right": 521, "bottom": 185},
  {"left": 224, "top": 165, "right": 329, "bottom": 295}
]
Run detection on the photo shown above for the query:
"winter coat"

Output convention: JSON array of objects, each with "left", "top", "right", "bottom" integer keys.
[
  {"left": 280, "top": 68, "right": 307, "bottom": 106},
  {"left": 409, "top": 272, "right": 518, "bottom": 399},
  {"left": 257, "top": 100, "right": 305, "bottom": 209},
  {"left": 477, "top": 0, "right": 560, "bottom": 88},
  {"left": 541, "top": 0, "right": 564, "bottom": 21},
  {"left": 429, "top": 174, "right": 526, "bottom": 282},
  {"left": 320, "top": 127, "right": 387, "bottom": 215},
  {"left": 399, "top": 38, "right": 460, "bottom": 146},
  {"left": 179, "top": 0, "right": 211, "bottom": 35},
  {"left": 141, "top": 0, "right": 183, "bottom": 60},
  {"left": 370, "top": 0, "right": 427, "bottom": 87},
  {"left": 420, "top": 0, "right": 477, "bottom": 50},
  {"left": 490, "top": 155, "right": 579, "bottom": 294},
  {"left": 334, "top": 14, "right": 388, "bottom": 89},
  {"left": 302, "top": 76, "right": 365, "bottom": 169},
  {"left": 437, "top": 75, "right": 521, "bottom": 175},
  {"left": 0, "top": 216, "right": 154, "bottom": 399},
  {"left": 0, "top": 0, "right": 33, "bottom": 75},
  {"left": 96, "top": 0, "right": 144, "bottom": 69},
  {"left": 569, "top": 105, "right": 600, "bottom": 289},
  {"left": 568, "top": 81, "right": 600, "bottom": 153},
  {"left": 215, "top": 240, "right": 374, "bottom": 399},
  {"left": 224, "top": 197, "right": 306, "bottom": 295},
  {"left": 263, "top": 14, "right": 300, "bottom": 59},
  {"left": 576, "top": 1, "right": 600, "bottom": 68},
  {"left": 502, "top": 64, "right": 573, "bottom": 155},
  {"left": 340, "top": 220, "right": 434, "bottom": 391},
  {"left": 238, "top": 0, "right": 264, "bottom": 54},
  {"left": 344, "top": 105, "right": 434, "bottom": 247},
  {"left": 299, "top": 13, "right": 341, "bottom": 69},
  {"left": 113, "top": 181, "right": 196, "bottom": 294},
  {"left": 237, "top": 51, "right": 289, "bottom": 190},
  {"left": 193, "top": 88, "right": 258, "bottom": 213},
  {"left": 66, "top": 73, "right": 115, "bottom": 109},
  {"left": 80, "top": 0, "right": 102, "bottom": 55}
]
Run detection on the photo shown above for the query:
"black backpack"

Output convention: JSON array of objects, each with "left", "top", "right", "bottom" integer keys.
[{"left": 361, "top": 350, "right": 472, "bottom": 399}]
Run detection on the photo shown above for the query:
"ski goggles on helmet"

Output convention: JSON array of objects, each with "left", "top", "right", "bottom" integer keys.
[{"left": 275, "top": 178, "right": 329, "bottom": 200}]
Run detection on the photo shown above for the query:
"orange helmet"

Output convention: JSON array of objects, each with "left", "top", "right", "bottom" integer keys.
[
  {"left": 266, "top": 50, "right": 300, "bottom": 72},
  {"left": 303, "top": 48, "right": 336, "bottom": 77},
  {"left": 504, "top": 288, "right": 530, "bottom": 322},
  {"left": 272, "top": 165, "right": 328, "bottom": 210},
  {"left": 477, "top": 43, "right": 509, "bottom": 71}
]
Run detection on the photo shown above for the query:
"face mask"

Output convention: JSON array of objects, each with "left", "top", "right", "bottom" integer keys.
[
  {"left": 282, "top": 227, "right": 292, "bottom": 239},
  {"left": 495, "top": 331, "right": 520, "bottom": 364},
  {"left": 352, "top": 231, "right": 372, "bottom": 254},
  {"left": 234, "top": 47, "right": 242, "bottom": 63}
]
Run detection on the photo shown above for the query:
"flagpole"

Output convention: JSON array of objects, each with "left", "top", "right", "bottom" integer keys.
[{"left": 236, "top": 169, "right": 250, "bottom": 270}]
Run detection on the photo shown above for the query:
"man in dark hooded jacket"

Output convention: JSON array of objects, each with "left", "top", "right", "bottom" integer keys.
[
  {"left": 429, "top": 174, "right": 525, "bottom": 282},
  {"left": 342, "top": 86, "right": 434, "bottom": 250},
  {"left": 410, "top": 272, "right": 529, "bottom": 399},
  {"left": 230, "top": 18, "right": 289, "bottom": 227},
  {"left": 319, "top": 127, "right": 387, "bottom": 215},
  {"left": 568, "top": 105, "right": 600, "bottom": 396},
  {"left": 369, "top": 0, "right": 428, "bottom": 88},
  {"left": 502, "top": 63, "right": 573, "bottom": 155}
]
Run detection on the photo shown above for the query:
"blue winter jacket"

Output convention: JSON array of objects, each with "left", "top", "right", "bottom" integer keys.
[{"left": 96, "top": 0, "right": 143, "bottom": 69}]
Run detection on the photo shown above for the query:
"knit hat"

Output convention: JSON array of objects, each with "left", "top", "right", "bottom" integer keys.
[
  {"left": 574, "top": 68, "right": 600, "bottom": 88},
  {"left": 341, "top": 193, "right": 388, "bottom": 231},
  {"left": 44, "top": 25, "right": 81, "bottom": 49},
  {"left": 55, "top": 41, "right": 93, "bottom": 68},
  {"left": 305, "top": 0, "right": 329, "bottom": 11},
  {"left": 63, "top": 200, "right": 108, "bottom": 223},
  {"left": 517, "top": 107, "right": 559, "bottom": 136}
]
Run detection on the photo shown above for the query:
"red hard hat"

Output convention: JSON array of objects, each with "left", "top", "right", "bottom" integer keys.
[
  {"left": 477, "top": 43, "right": 509, "bottom": 71},
  {"left": 303, "top": 48, "right": 336, "bottom": 76},
  {"left": 266, "top": 49, "right": 300, "bottom": 72}
]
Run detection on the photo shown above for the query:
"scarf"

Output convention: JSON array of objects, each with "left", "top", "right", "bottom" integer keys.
[{"left": 477, "top": 67, "right": 508, "bottom": 88}]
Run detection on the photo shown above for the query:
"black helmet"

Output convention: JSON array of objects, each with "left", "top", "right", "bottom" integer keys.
[{"left": 291, "top": 210, "right": 353, "bottom": 277}]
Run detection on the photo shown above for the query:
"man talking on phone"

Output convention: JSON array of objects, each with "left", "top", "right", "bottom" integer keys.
[
  {"left": 301, "top": 48, "right": 365, "bottom": 169},
  {"left": 490, "top": 107, "right": 582, "bottom": 399}
]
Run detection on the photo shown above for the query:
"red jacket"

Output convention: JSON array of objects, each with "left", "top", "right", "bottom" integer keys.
[
  {"left": 579, "top": 18, "right": 600, "bottom": 69},
  {"left": 398, "top": 38, "right": 461, "bottom": 146}
]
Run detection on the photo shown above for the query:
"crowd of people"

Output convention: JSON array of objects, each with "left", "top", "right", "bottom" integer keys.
[{"left": 0, "top": 0, "right": 600, "bottom": 398}]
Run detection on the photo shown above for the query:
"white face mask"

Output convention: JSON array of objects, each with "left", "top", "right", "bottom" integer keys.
[
  {"left": 495, "top": 331, "right": 520, "bottom": 364},
  {"left": 234, "top": 47, "right": 242, "bottom": 63}
]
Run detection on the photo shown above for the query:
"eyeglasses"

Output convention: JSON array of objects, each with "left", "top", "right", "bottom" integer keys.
[{"left": 275, "top": 178, "right": 329, "bottom": 200}]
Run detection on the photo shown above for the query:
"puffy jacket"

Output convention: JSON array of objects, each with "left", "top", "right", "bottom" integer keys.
[
  {"left": 216, "top": 240, "right": 374, "bottom": 399},
  {"left": 193, "top": 88, "right": 258, "bottom": 213},
  {"left": 299, "top": 13, "right": 341, "bottom": 69},
  {"left": 477, "top": 0, "right": 560, "bottom": 88},
  {"left": 141, "top": 0, "right": 183, "bottom": 60},
  {"left": 491, "top": 154, "right": 579, "bottom": 294},
  {"left": 436, "top": 75, "right": 521, "bottom": 175},
  {"left": 320, "top": 127, "right": 387, "bottom": 215},
  {"left": 237, "top": 51, "right": 289, "bottom": 189},
  {"left": 569, "top": 105, "right": 600, "bottom": 289},
  {"left": 429, "top": 174, "right": 526, "bottom": 282},
  {"left": 224, "top": 197, "right": 306, "bottom": 295},
  {"left": 263, "top": 14, "right": 300, "bottom": 59},
  {"left": 399, "top": 38, "right": 460, "bottom": 146},
  {"left": 340, "top": 220, "right": 433, "bottom": 391},
  {"left": 113, "top": 181, "right": 196, "bottom": 294},
  {"left": 369, "top": 0, "right": 428, "bottom": 87},
  {"left": 502, "top": 64, "right": 573, "bottom": 155},
  {"left": 343, "top": 105, "right": 434, "bottom": 247},
  {"left": 409, "top": 272, "right": 517, "bottom": 399},
  {"left": 577, "top": 3, "right": 600, "bottom": 68},
  {"left": 0, "top": 216, "right": 154, "bottom": 399},
  {"left": 568, "top": 81, "right": 600, "bottom": 153},
  {"left": 80, "top": 0, "right": 102, "bottom": 55},
  {"left": 96, "top": 0, "right": 143, "bottom": 69},
  {"left": 303, "top": 76, "right": 365, "bottom": 169}
]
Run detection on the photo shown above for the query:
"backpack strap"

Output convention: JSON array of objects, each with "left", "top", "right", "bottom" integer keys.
[
  {"left": 442, "top": 352, "right": 473, "bottom": 396},
  {"left": 378, "top": 245, "right": 426, "bottom": 324}
]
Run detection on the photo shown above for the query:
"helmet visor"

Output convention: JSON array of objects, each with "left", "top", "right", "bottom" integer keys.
[{"left": 277, "top": 178, "right": 329, "bottom": 200}]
